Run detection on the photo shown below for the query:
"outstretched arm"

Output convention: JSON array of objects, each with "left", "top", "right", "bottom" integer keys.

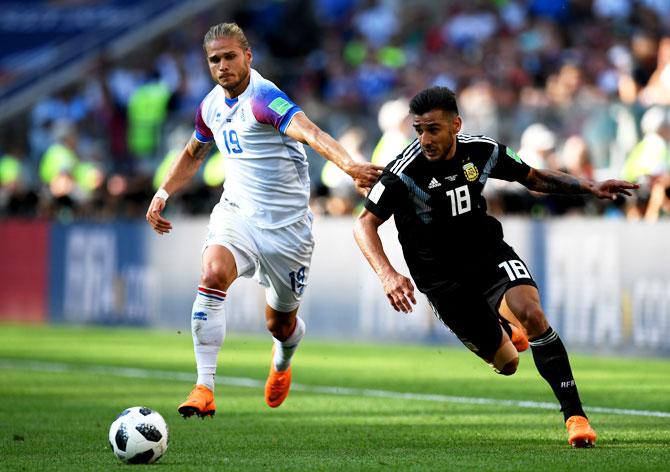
[
  {"left": 353, "top": 209, "right": 416, "bottom": 313},
  {"left": 145, "top": 134, "right": 213, "bottom": 235},
  {"left": 520, "top": 168, "right": 639, "bottom": 200},
  {"left": 285, "top": 112, "right": 382, "bottom": 193}
]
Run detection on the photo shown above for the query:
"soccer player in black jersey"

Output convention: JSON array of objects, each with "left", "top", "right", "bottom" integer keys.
[{"left": 354, "top": 86, "right": 638, "bottom": 448}]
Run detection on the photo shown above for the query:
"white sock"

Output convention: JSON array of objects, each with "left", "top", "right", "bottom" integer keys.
[
  {"left": 191, "top": 286, "right": 227, "bottom": 391},
  {"left": 272, "top": 316, "right": 306, "bottom": 372}
]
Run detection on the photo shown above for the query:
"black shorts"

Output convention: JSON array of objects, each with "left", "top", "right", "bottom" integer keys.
[{"left": 426, "top": 244, "right": 537, "bottom": 360}]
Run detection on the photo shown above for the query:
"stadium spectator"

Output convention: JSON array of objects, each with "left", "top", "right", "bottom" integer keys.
[
  {"left": 371, "top": 97, "right": 412, "bottom": 166},
  {"left": 644, "top": 172, "right": 670, "bottom": 222},
  {"left": 485, "top": 123, "right": 560, "bottom": 216},
  {"left": 561, "top": 135, "right": 595, "bottom": 181},
  {"left": 556, "top": 135, "right": 604, "bottom": 216},
  {"left": 639, "top": 36, "right": 670, "bottom": 106},
  {"left": 0, "top": 154, "right": 21, "bottom": 188},
  {"left": 352, "top": 0, "right": 400, "bottom": 49},
  {"left": 145, "top": 22, "right": 381, "bottom": 419},
  {"left": 458, "top": 81, "right": 499, "bottom": 139},
  {"left": 621, "top": 107, "right": 670, "bottom": 183},
  {"left": 202, "top": 151, "right": 225, "bottom": 188},
  {"left": 152, "top": 126, "right": 193, "bottom": 191},
  {"left": 39, "top": 122, "right": 80, "bottom": 192},
  {"left": 1, "top": 0, "right": 669, "bottom": 220},
  {"left": 126, "top": 72, "right": 173, "bottom": 171},
  {"left": 354, "top": 86, "right": 639, "bottom": 447},
  {"left": 0, "top": 144, "right": 37, "bottom": 217},
  {"left": 518, "top": 122, "right": 558, "bottom": 170},
  {"left": 621, "top": 106, "right": 670, "bottom": 220}
]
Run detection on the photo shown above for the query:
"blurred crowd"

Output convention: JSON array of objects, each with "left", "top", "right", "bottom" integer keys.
[{"left": 1, "top": 0, "right": 670, "bottom": 222}]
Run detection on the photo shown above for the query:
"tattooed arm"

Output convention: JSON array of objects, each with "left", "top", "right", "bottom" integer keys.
[
  {"left": 520, "top": 168, "right": 639, "bottom": 200},
  {"left": 146, "top": 134, "right": 214, "bottom": 234},
  {"left": 285, "top": 112, "right": 382, "bottom": 195},
  {"left": 160, "top": 134, "right": 214, "bottom": 196}
]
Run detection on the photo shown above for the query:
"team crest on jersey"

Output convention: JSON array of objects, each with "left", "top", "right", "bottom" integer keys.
[{"left": 463, "top": 162, "right": 478, "bottom": 182}]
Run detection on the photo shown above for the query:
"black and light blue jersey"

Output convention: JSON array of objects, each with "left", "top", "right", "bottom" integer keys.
[{"left": 364, "top": 134, "right": 531, "bottom": 292}]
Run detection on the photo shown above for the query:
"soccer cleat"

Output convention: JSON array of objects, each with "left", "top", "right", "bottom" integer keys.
[
  {"left": 508, "top": 323, "right": 529, "bottom": 352},
  {"left": 178, "top": 384, "right": 216, "bottom": 418},
  {"left": 265, "top": 346, "right": 292, "bottom": 408},
  {"left": 566, "top": 415, "right": 597, "bottom": 448},
  {"left": 499, "top": 317, "right": 529, "bottom": 352}
]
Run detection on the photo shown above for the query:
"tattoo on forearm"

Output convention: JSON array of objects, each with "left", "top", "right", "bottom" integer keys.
[
  {"left": 187, "top": 136, "right": 213, "bottom": 161},
  {"left": 529, "top": 170, "right": 584, "bottom": 194}
]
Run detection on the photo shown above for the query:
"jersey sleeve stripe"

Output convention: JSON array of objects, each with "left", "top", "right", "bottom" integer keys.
[
  {"left": 194, "top": 101, "right": 214, "bottom": 141},
  {"left": 478, "top": 142, "right": 499, "bottom": 185},
  {"left": 390, "top": 139, "right": 420, "bottom": 174},
  {"left": 195, "top": 130, "right": 214, "bottom": 143},
  {"left": 394, "top": 145, "right": 421, "bottom": 175},
  {"left": 278, "top": 107, "right": 302, "bottom": 134},
  {"left": 398, "top": 173, "right": 432, "bottom": 223},
  {"left": 458, "top": 134, "right": 497, "bottom": 145}
]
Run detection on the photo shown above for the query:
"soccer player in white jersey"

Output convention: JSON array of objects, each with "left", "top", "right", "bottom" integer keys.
[{"left": 145, "top": 22, "right": 382, "bottom": 417}]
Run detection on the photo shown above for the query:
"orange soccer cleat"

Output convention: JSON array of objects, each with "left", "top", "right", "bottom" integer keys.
[
  {"left": 566, "top": 415, "right": 597, "bottom": 448},
  {"left": 508, "top": 323, "right": 529, "bottom": 352},
  {"left": 264, "top": 347, "right": 292, "bottom": 408},
  {"left": 499, "top": 316, "right": 529, "bottom": 352},
  {"left": 178, "top": 384, "right": 216, "bottom": 418}
]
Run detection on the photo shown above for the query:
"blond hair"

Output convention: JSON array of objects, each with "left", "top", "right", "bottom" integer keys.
[{"left": 203, "top": 22, "right": 250, "bottom": 51}]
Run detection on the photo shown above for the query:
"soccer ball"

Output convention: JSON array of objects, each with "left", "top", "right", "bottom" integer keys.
[{"left": 108, "top": 406, "right": 169, "bottom": 464}]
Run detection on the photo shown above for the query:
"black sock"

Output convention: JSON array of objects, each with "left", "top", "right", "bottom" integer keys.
[{"left": 530, "top": 327, "right": 586, "bottom": 421}]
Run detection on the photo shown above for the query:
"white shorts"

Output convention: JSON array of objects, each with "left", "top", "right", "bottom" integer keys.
[{"left": 203, "top": 202, "right": 315, "bottom": 312}]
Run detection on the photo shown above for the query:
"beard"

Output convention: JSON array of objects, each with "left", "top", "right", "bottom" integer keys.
[{"left": 219, "top": 60, "right": 250, "bottom": 93}]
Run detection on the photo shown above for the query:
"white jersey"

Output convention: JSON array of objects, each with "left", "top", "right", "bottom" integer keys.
[{"left": 195, "top": 69, "right": 309, "bottom": 229}]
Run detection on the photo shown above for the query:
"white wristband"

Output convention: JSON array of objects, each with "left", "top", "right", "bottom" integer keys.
[{"left": 154, "top": 188, "right": 169, "bottom": 201}]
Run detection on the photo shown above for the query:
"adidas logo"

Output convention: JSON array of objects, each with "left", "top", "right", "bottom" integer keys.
[{"left": 428, "top": 177, "right": 441, "bottom": 189}]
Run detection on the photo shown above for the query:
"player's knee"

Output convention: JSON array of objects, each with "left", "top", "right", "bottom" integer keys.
[
  {"left": 497, "top": 357, "right": 519, "bottom": 376},
  {"left": 492, "top": 340, "right": 518, "bottom": 375},
  {"left": 266, "top": 317, "right": 293, "bottom": 340},
  {"left": 519, "top": 305, "right": 548, "bottom": 337},
  {"left": 200, "top": 265, "right": 228, "bottom": 291}
]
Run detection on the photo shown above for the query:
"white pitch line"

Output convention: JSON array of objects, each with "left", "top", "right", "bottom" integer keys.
[{"left": 2, "top": 359, "right": 669, "bottom": 418}]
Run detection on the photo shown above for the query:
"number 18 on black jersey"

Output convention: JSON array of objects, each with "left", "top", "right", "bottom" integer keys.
[{"left": 364, "top": 134, "right": 531, "bottom": 292}]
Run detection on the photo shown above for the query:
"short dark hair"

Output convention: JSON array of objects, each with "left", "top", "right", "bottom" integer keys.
[{"left": 409, "top": 86, "right": 459, "bottom": 116}]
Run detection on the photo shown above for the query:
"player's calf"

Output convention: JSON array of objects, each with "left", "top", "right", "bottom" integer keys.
[{"left": 491, "top": 338, "right": 519, "bottom": 375}]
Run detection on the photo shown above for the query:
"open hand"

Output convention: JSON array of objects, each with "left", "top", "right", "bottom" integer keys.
[
  {"left": 380, "top": 271, "right": 417, "bottom": 313},
  {"left": 145, "top": 197, "right": 173, "bottom": 235},
  {"left": 592, "top": 179, "right": 639, "bottom": 200}
]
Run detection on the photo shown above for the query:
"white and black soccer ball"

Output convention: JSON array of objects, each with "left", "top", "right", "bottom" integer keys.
[{"left": 108, "top": 406, "right": 169, "bottom": 464}]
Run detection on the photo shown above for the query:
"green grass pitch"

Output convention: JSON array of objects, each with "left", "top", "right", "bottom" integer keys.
[{"left": 1, "top": 324, "right": 669, "bottom": 471}]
